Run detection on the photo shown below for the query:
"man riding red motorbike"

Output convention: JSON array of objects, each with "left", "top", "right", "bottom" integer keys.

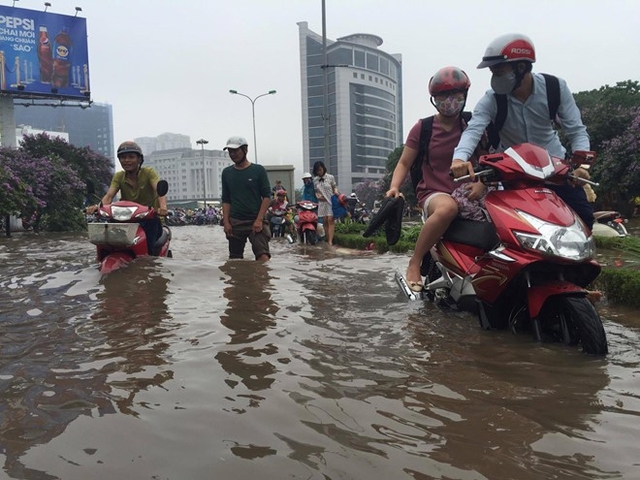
[
  {"left": 405, "top": 145, "right": 607, "bottom": 355},
  {"left": 86, "top": 141, "right": 171, "bottom": 273}
]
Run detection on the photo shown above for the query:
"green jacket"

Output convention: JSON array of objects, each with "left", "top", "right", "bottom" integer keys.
[{"left": 110, "top": 167, "right": 160, "bottom": 208}]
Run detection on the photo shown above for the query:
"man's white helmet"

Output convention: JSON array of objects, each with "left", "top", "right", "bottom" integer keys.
[
  {"left": 477, "top": 33, "right": 536, "bottom": 69},
  {"left": 302, "top": 172, "right": 312, "bottom": 179}
]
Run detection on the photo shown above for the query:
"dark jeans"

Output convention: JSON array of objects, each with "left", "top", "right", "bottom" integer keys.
[
  {"left": 227, "top": 218, "right": 271, "bottom": 260},
  {"left": 141, "top": 218, "right": 163, "bottom": 255},
  {"left": 549, "top": 183, "right": 594, "bottom": 230}
]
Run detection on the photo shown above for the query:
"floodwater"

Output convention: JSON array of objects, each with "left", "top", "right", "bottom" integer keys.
[{"left": 1, "top": 224, "right": 639, "bottom": 480}]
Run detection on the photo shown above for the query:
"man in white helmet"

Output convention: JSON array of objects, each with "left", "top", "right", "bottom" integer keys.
[
  {"left": 450, "top": 33, "right": 594, "bottom": 228},
  {"left": 221, "top": 136, "right": 272, "bottom": 261},
  {"left": 301, "top": 172, "right": 317, "bottom": 203}
]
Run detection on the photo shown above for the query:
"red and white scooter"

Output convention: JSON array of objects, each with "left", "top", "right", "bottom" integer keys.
[
  {"left": 398, "top": 144, "right": 607, "bottom": 354},
  {"left": 87, "top": 180, "right": 171, "bottom": 274},
  {"left": 294, "top": 200, "right": 319, "bottom": 245}
]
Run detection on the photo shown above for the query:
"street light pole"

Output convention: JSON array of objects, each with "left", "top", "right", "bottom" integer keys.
[
  {"left": 322, "top": 0, "right": 329, "bottom": 166},
  {"left": 196, "top": 138, "right": 208, "bottom": 208},
  {"left": 229, "top": 89, "right": 276, "bottom": 164}
]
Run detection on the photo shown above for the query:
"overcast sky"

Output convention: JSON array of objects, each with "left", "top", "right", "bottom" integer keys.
[{"left": 10, "top": 0, "right": 640, "bottom": 174}]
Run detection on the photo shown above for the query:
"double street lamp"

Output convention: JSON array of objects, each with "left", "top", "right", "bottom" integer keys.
[
  {"left": 196, "top": 138, "right": 208, "bottom": 208},
  {"left": 228, "top": 89, "right": 276, "bottom": 164}
]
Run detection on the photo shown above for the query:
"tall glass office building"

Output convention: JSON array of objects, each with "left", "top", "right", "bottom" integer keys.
[{"left": 298, "top": 21, "right": 403, "bottom": 192}]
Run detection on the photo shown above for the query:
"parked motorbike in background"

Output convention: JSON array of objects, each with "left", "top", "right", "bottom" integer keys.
[
  {"left": 397, "top": 144, "right": 607, "bottom": 355},
  {"left": 352, "top": 205, "right": 371, "bottom": 224},
  {"left": 87, "top": 180, "right": 171, "bottom": 274},
  {"left": 294, "top": 200, "right": 319, "bottom": 245},
  {"left": 592, "top": 210, "right": 629, "bottom": 237}
]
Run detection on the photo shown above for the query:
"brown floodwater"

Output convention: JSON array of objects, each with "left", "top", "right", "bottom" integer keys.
[{"left": 0, "top": 224, "right": 639, "bottom": 480}]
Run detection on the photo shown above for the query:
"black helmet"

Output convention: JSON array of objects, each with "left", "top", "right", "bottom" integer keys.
[{"left": 117, "top": 141, "right": 144, "bottom": 164}]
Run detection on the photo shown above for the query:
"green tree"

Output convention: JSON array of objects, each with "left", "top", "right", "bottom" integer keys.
[{"left": 381, "top": 146, "right": 416, "bottom": 208}]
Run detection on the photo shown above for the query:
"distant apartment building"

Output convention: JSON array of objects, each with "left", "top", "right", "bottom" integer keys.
[
  {"left": 14, "top": 101, "right": 114, "bottom": 160},
  {"left": 134, "top": 133, "right": 192, "bottom": 157},
  {"left": 297, "top": 21, "right": 403, "bottom": 193},
  {"left": 144, "top": 147, "right": 233, "bottom": 205}
]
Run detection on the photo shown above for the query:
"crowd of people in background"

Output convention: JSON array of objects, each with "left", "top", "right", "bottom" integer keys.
[{"left": 163, "top": 173, "right": 372, "bottom": 231}]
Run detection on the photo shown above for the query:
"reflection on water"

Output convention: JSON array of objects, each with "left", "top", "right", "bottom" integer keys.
[
  {"left": 0, "top": 227, "right": 639, "bottom": 479},
  {"left": 217, "top": 261, "right": 277, "bottom": 399}
]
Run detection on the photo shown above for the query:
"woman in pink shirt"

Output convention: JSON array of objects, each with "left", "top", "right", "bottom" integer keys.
[{"left": 386, "top": 67, "right": 486, "bottom": 292}]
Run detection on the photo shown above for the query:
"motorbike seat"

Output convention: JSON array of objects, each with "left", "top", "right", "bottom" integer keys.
[
  {"left": 443, "top": 218, "right": 500, "bottom": 252},
  {"left": 593, "top": 211, "right": 620, "bottom": 221}
]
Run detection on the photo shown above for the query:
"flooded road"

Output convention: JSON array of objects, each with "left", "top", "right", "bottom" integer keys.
[{"left": 1, "top": 225, "right": 639, "bottom": 480}]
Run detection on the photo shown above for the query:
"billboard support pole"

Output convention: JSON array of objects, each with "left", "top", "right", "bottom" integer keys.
[{"left": 0, "top": 97, "right": 17, "bottom": 147}]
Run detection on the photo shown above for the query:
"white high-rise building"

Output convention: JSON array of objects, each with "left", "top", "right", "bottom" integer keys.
[
  {"left": 297, "top": 21, "right": 403, "bottom": 192},
  {"left": 145, "top": 147, "right": 232, "bottom": 205}
]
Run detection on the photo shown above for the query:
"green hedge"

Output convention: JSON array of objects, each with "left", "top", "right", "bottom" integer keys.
[{"left": 334, "top": 222, "right": 640, "bottom": 307}]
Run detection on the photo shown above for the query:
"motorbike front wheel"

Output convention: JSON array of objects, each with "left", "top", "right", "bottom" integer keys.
[
  {"left": 304, "top": 230, "right": 317, "bottom": 245},
  {"left": 538, "top": 297, "right": 608, "bottom": 355}
]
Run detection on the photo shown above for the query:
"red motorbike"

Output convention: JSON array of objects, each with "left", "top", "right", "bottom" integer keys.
[
  {"left": 398, "top": 144, "right": 607, "bottom": 354},
  {"left": 87, "top": 180, "right": 171, "bottom": 274},
  {"left": 295, "top": 200, "right": 319, "bottom": 245}
]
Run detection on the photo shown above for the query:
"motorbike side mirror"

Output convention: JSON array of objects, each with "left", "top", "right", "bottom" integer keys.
[
  {"left": 570, "top": 150, "right": 596, "bottom": 168},
  {"left": 86, "top": 180, "right": 95, "bottom": 196},
  {"left": 157, "top": 180, "right": 169, "bottom": 197}
]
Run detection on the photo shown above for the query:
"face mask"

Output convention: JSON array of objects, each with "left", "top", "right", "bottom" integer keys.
[
  {"left": 434, "top": 95, "right": 465, "bottom": 117},
  {"left": 491, "top": 71, "right": 517, "bottom": 94}
]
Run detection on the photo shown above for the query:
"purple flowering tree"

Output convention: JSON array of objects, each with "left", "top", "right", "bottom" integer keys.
[
  {"left": 594, "top": 107, "right": 640, "bottom": 213},
  {"left": 0, "top": 133, "right": 113, "bottom": 231},
  {"left": 573, "top": 80, "right": 640, "bottom": 213}
]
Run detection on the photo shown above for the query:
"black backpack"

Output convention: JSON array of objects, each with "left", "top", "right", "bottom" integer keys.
[
  {"left": 409, "top": 111, "right": 472, "bottom": 191},
  {"left": 409, "top": 74, "right": 560, "bottom": 191}
]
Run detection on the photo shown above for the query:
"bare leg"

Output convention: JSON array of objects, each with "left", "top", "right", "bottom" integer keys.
[
  {"left": 406, "top": 195, "right": 458, "bottom": 285},
  {"left": 325, "top": 215, "right": 335, "bottom": 246}
]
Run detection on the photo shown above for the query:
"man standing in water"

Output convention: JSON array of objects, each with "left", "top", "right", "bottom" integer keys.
[{"left": 221, "top": 136, "right": 271, "bottom": 261}]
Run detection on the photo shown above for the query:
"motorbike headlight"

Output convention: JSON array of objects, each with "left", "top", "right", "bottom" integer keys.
[
  {"left": 513, "top": 210, "right": 596, "bottom": 261},
  {"left": 111, "top": 206, "right": 137, "bottom": 221}
]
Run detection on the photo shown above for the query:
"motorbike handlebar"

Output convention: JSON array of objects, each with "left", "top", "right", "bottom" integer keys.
[
  {"left": 452, "top": 169, "right": 494, "bottom": 183},
  {"left": 568, "top": 173, "right": 599, "bottom": 187}
]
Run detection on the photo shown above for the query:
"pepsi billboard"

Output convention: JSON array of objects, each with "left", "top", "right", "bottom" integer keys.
[{"left": 0, "top": 5, "right": 89, "bottom": 100}]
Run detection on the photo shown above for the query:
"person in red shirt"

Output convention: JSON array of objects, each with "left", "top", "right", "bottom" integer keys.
[{"left": 386, "top": 67, "right": 486, "bottom": 292}]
